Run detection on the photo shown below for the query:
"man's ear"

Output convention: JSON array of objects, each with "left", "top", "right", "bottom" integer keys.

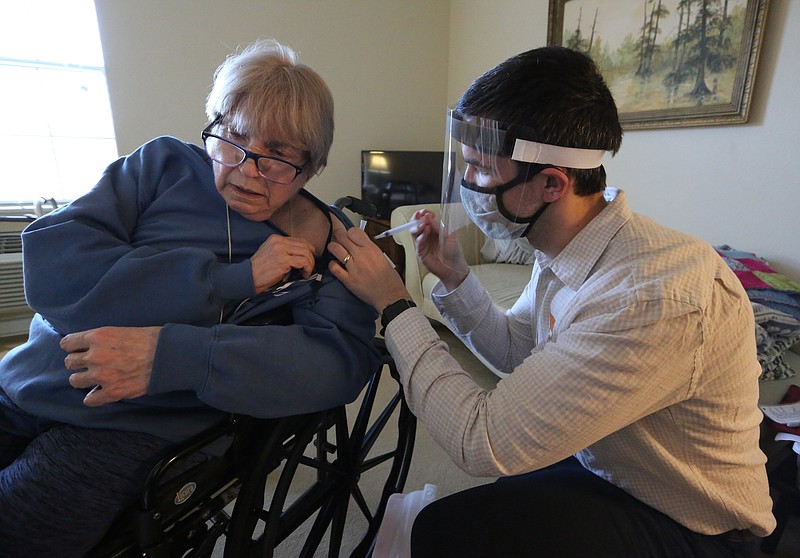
[{"left": 539, "top": 167, "right": 570, "bottom": 202}]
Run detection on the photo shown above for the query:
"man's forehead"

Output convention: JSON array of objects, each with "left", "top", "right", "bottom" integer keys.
[
  {"left": 450, "top": 112, "right": 507, "bottom": 146},
  {"left": 460, "top": 144, "right": 510, "bottom": 167}
]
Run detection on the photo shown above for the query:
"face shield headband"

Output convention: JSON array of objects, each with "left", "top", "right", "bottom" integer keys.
[
  {"left": 440, "top": 109, "right": 607, "bottom": 244},
  {"left": 447, "top": 111, "right": 607, "bottom": 169}
]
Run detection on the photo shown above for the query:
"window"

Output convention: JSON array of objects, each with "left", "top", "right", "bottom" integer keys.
[{"left": 0, "top": 0, "right": 117, "bottom": 206}]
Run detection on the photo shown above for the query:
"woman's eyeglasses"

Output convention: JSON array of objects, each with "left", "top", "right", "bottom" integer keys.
[{"left": 202, "top": 124, "right": 307, "bottom": 185}]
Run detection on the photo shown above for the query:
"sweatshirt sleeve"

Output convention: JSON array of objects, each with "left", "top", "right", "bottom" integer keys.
[
  {"left": 21, "top": 138, "right": 253, "bottom": 334},
  {"left": 148, "top": 277, "right": 381, "bottom": 417}
]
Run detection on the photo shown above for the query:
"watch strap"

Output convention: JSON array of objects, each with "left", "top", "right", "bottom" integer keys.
[{"left": 380, "top": 299, "right": 416, "bottom": 336}]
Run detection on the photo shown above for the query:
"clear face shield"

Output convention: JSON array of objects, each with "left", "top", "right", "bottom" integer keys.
[{"left": 439, "top": 107, "right": 606, "bottom": 271}]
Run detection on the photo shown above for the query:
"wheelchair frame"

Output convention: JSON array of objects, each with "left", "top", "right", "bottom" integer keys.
[{"left": 90, "top": 339, "right": 416, "bottom": 558}]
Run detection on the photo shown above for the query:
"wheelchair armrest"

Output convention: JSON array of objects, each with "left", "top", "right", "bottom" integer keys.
[
  {"left": 374, "top": 336, "right": 401, "bottom": 382},
  {"left": 142, "top": 417, "right": 237, "bottom": 509},
  {"left": 332, "top": 196, "right": 377, "bottom": 217}
]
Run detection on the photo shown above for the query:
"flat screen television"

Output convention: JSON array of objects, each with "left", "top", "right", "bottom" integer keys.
[{"left": 361, "top": 150, "right": 444, "bottom": 219}]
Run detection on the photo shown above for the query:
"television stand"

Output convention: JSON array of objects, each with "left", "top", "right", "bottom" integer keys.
[{"left": 361, "top": 215, "right": 405, "bottom": 279}]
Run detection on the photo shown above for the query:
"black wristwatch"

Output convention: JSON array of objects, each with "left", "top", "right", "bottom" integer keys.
[{"left": 380, "top": 299, "right": 416, "bottom": 336}]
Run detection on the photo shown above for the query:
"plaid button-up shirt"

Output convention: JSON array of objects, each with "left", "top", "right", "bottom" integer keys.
[{"left": 386, "top": 190, "right": 774, "bottom": 537}]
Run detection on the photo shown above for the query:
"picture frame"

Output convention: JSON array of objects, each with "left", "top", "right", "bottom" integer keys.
[{"left": 547, "top": 0, "right": 769, "bottom": 129}]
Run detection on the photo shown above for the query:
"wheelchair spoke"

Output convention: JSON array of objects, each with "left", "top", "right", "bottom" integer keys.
[
  {"left": 349, "top": 483, "right": 374, "bottom": 522},
  {"left": 358, "top": 392, "right": 401, "bottom": 463},
  {"left": 297, "top": 495, "right": 336, "bottom": 557},
  {"left": 328, "top": 488, "right": 352, "bottom": 558}
]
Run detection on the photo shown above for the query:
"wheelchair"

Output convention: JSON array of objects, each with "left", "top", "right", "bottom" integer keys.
[
  {"left": 90, "top": 197, "right": 416, "bottom": 557},
  {"left": 90, "top": 338, "right": 415, "bottom": 558}
]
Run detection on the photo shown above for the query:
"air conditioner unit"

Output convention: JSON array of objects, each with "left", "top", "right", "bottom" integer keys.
[{"left": 0, "top": 232, "right": 33, "bottom": 338}]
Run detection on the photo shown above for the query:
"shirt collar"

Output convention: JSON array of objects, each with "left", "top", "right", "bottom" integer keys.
[{"left": 535, "top": 188, "right": 631, "bottom": 291}]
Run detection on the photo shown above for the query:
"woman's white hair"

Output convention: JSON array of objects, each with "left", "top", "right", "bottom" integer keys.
[{"left": 206, "top": 38, "right": 334, "bottom": 176}]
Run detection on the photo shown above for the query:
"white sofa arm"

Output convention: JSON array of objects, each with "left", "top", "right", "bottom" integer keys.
[
  {"left": 390, "top": 203, "right": 533, "bottom": 379},
  {"left": 390, "top": 203, "right": 487, "bottom": 308},
  {"left": 390, "top": 204, "right": 436, "bottom": 307}
]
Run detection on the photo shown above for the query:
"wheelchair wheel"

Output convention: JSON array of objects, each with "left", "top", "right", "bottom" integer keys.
[{"left": 224, "top": 347, "right": 416, "bottom": 558}]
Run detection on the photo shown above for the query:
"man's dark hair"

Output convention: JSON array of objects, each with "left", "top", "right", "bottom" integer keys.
[{"left": 457, "top": 46, "right": 623, "bottom": 195}]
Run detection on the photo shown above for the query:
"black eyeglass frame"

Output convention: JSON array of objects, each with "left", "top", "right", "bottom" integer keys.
[{"left": 201, "top": 122, "right": 307, "bottom": 184}]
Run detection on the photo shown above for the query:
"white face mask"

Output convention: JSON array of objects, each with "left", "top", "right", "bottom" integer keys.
[{"left": 460, "top": 184, "right": 530, "bottom": 240}]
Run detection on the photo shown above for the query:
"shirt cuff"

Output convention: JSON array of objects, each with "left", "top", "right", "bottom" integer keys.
[{"left": 432, "top": 271, "right": 491, "bottom": 334}]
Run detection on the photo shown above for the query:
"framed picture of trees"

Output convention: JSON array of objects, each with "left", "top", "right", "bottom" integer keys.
[{"left": 547, "top": 0, "right": 769, "bottom": 129}]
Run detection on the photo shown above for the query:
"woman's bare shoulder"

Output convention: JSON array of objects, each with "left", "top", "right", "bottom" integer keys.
[{"left": 280, "top": 193, "right": 345, "bottom": 256}]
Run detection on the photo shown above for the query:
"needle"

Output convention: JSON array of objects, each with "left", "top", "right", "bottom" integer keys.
[{"left": 372, "top": 219, "right": 420, "bottom": 240}]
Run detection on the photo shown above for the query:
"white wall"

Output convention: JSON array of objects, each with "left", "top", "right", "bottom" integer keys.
[
  {"left": 94, "top": 0, "right": 799, "bottom": 278},
  {"left": 93, "top": 0, "right": 449, "bottom": 208},
  {"left": 447, "top": 0, "right": 551, "bottom": 101},
  {"left": 448, "top": 0, "right": 799, "bottom": 279}
]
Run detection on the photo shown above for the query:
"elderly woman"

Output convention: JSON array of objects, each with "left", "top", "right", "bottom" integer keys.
[{"left": 0, "top": 39, "right": 379, "bottom": 556}]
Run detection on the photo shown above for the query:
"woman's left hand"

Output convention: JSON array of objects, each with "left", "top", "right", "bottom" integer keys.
[
  {"left": 328, "top": 228, "right": 410, "bottom": 312},
  {"left": 61, "top": 326, "right": 161, "bottom": 406}
]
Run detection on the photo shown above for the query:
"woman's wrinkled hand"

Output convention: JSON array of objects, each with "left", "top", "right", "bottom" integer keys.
[
  {"left": 61, "top": 326, "right": 161, "bottom": 407},
  {"left": 250, "top": 235, "right": 316, "bottom": 293}
]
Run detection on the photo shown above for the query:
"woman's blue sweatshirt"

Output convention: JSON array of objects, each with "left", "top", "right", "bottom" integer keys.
[{"left": 0, "top": 137, "right": 380, "bottom": 442}]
